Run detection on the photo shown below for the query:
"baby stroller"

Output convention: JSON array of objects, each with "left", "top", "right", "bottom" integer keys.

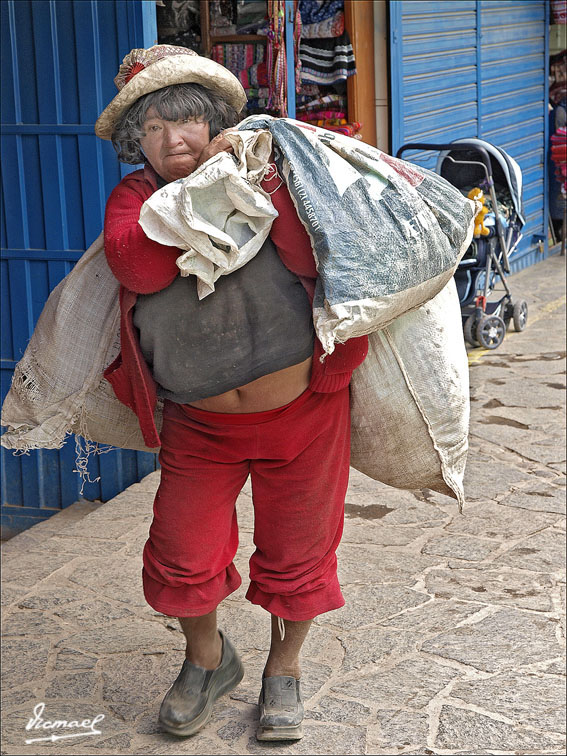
[{"left": 396, "top": 139, "right": 528, "bottom": 349}]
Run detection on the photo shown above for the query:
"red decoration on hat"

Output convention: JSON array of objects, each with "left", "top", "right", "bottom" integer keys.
[
  {"left": 125, "top": 62, "right": 146, "bottom": 84},
  {"left": 114, "top": 45, "right": 198, "bottom": 92}
]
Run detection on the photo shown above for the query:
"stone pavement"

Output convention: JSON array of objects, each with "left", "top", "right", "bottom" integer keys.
[{"left": 1, "top": 254, "right": 565, "bottom": 756}]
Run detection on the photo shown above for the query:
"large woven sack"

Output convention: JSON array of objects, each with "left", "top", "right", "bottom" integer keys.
[
  {"left": 350, "top": 279, "right": 469, "bottom": 510},
  {"left": 238, "top": 116, "right": 479, "bottom": 356},
  {"left": 0, "top": 234, "right": 159, "bottom": 455}
]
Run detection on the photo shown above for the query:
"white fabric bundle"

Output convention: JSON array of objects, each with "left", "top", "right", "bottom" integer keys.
[{"left": 139, "top": 129, "right": 276, "bottom": 299}]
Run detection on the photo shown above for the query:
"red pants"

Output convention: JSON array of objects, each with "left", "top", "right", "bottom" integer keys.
[{"left": 142, "top": 387, "right": 351, "bottom": 621}]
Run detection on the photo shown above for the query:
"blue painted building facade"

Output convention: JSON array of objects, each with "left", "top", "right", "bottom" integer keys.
[
  {"left": 389, "top": 0, "right": 550, "bottom": 271},
  {"left": 0, "top": 0, "right": 551, "bottom": 535},
  {"left": 1, "top": 0, "right": 159, "bottom": 537}
]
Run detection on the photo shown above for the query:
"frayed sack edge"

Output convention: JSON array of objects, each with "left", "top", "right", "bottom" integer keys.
[
  {"left": 3, "top": 406, "right": 123, "bottom": 496},
  {"left": 0, "top": 410, "right": 111, "bottom": 496}
]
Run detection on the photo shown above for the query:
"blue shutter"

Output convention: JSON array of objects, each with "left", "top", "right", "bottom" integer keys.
[
  {"left": 389, "top": 0, "right": 549, "bottom": 268},
  {"left": 478, "top": 0, "right": 548, "bottom": 269},
  {"left": 1, "top": 0, "right": 158, "bottom": 538}
]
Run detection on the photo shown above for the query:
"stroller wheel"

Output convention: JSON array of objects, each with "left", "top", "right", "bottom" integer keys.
[
  {"left": 464, "top": 314, "right": 481, "bottom": 346},
  {"left": 476, "top": 315, "right": 506, "bottom": 349},
  {"left": 503, "top": 301, "right": 514, "bottom": 330},
  {"left": 513, "top": 300, "right": 528, "bottom": 332}
]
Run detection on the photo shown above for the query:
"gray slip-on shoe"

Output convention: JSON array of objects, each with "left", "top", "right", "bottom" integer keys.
[
  {"left": 158, "top": 630, "right": 244, "bottom": 737},
  {"left": 256, "top": 675, "right": 304, "bottom": 741}
]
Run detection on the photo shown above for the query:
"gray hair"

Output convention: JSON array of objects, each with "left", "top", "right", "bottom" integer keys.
[{"left": 111, "top": 83, "right": 242, "bottom": 165}]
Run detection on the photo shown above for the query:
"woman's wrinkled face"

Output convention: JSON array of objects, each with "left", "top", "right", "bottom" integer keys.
[{"left": 139, "top": 106, "right": 210, "bottom": 182}]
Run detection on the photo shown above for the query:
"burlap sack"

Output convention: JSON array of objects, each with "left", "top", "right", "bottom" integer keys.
[
  {"left": 238, "top": 116, "right": 479, "bottom": 356},
  {"left": 0, "top": 233, "right": 159, "bottom": 456},
  {"left": 350, "top": 279, "right": 469, "bottom": 510}
]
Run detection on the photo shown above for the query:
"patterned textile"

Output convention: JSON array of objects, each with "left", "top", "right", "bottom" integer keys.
[
  {"left": 266, "top": 0, "right": 287, "bottom": 114},
  {"left": 296, "top": 116, "right": 361, "bottom": 137},
  {"left": 297, "top": 84, "right": 322, "bottom": 96},
  {"left": 243, "top": 87, "right": 270, "bottom": 99},
  {"left": 299, "top": 31, "right": 356, "bottom": 84},
  {"left": 302, "top": 10, "right": 344, "bottom": 38},
  {"left": 211, "top": 43, "right": 265, "bottom": 77},
  {"left": 297, "top": 109, "right": 346, "bottom": 120},
  {"left": 297, "top": 117, "right": 361, "bottom": 137},
  {"left": 321, "top": 121, "right": 361, "bottom": 137},
  {"left": 551, "top": 0, "right": 567, "bottom": 23},
  {"left": 298, "top": 0, "right": 343, "bottom": 24},
  {"left": 297, "top": 93, "right": 345, "bottom": 112},
  {"left": 239, "top": 62, "right": 269, "bottom": 88}
]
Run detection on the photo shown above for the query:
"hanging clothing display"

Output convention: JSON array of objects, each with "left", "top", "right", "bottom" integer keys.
[
  {"left": 210, "top": 43, "right": 265, "bottom": 76},
  {"left": 295, "top": 2, "right": 359, "bottom": 137},
  {"left": 299, "top": 32, "right": 356, "bottom": 85},
  {"left": 266, "top": 0, "right": 288, "bottom": 115},
  {"left": 158, "top": 0, "right": 355, "bottom": 120},
  {"left": 206, "top": 1, "right": 294, "bottom": 117},
  {"left": 210, "top": 43, "right": 268, "bottom": 111},
  {"left": 298, "top": 0, "right": 344, "bottom": 38}
]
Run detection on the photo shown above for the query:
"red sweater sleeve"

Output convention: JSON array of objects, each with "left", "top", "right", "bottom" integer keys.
[
  {"left": 262, "top": 179, "right": 318, "bottom": 280},
  {"left": 104, "top": 170, "right": 180, "bottom": 295}
]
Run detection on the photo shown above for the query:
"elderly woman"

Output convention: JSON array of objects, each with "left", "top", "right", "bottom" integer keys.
[{"left": 95, "top": 45, "right": 367, "bottom": 741}]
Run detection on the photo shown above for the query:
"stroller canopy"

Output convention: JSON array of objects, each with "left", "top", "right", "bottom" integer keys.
[{"left": 436, "top": 138, "right": 525, "bottom": 226}]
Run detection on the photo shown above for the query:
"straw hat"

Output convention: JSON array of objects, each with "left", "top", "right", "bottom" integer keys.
[{"left": 95, "top": 44, "right": 247, "bottom": 140}]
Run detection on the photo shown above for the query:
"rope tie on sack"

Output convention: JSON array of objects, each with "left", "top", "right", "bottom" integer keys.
[{"left": 263, "top": 162, "right": 284, "bottom": 194}]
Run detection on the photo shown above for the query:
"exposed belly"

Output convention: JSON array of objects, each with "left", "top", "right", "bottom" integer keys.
[{"left": 187, "top": 356, "right": 312, "bottom": 413}]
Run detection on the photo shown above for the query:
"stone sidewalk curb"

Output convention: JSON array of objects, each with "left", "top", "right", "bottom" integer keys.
[{"left": 1, "top": 255, "right": 565, "bottom": 755}]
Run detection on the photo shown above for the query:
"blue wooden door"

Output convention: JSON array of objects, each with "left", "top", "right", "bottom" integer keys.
[
  {"left": 389, "top": 0, "right": 549, "bottom": 270},
  {"left": 1, "top": 0, "right": 159, "bottom": 537}
]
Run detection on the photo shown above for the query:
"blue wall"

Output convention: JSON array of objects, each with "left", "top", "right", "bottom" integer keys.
[{"left": 1, "top": 0, "right": 159, "bottom": 537}]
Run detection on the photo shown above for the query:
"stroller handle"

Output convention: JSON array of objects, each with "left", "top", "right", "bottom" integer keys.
[
  {"left": 395, "top": 142, "right": 493, "bottom": 182},
  {"left": 396, "top": 141, "right": 510, "bottom": 273}
]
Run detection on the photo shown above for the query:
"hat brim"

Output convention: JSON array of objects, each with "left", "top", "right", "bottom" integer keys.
[{"left": 95, "top": 54, "right": 248, "bottom": 139}]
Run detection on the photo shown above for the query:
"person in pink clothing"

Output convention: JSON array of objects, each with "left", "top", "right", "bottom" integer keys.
[{"left": 95, "top": 44, "right": 367, "bottom": 742}]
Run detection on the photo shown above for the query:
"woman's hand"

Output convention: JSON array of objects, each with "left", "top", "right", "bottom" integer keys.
[{"left": 196, "top": 128, "right": 237, "bottom": 169}]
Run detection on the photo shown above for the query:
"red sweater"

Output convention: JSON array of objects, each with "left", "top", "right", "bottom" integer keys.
[{"left": 103, "top": 164, "right": 368, "bottom": 448}]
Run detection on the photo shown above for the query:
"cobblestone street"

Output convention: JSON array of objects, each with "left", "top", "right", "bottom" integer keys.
[{"left": 1, "top": 254, "right": 565, "bottom": 755}]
